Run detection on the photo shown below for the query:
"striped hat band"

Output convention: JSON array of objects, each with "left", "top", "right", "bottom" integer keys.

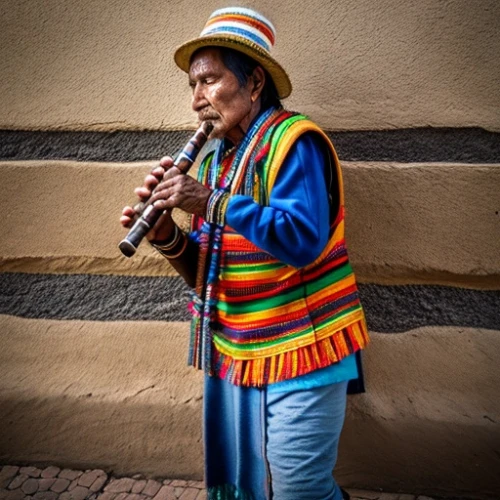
[{"left": 201, "top": 8, "right": 276, "bottom": 53}]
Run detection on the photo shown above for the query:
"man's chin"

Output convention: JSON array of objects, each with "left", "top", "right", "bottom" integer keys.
[{"left": 207, "top": 122, "right": 225, "bottom": 139}]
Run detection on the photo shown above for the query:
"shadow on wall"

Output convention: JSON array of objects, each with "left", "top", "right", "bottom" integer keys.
[{"left": 0, "top": 394, "right": 204, "bottom": 480}]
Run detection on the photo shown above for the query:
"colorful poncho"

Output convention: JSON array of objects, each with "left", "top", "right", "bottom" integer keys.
[{"left": 189, "top": 107, "right": 369, "bottom": 387}]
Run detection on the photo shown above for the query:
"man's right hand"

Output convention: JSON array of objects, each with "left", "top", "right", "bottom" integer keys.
[{"left": 120, "top": 157, "right": 176, "bottom": 242}]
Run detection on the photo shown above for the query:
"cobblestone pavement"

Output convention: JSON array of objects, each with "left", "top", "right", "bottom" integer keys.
[{"left": 0, "top": 464, "right": 444, "bottom": 500}]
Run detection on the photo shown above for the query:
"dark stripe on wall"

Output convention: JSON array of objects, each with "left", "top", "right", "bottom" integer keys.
[
  {"left": 0, "top": 130, "right": 193, "bottom": 164},
  {"left": 0, "top": 274, "right": 192, "bottom": 323},
  {"left": 1, "top": 273, "right": 498, "bottom": 332},
  {"left": 1, "top": 127, "right": 499, "bottom": 163}
]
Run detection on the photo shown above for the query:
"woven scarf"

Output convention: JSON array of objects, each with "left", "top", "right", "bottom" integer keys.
[{"left": 188, "top": 106, "right": 288, "bottom": 373}]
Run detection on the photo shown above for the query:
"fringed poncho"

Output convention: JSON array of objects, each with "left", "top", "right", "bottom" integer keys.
[{"left": 189, "top": 107, "right": 369, "bottom": 387}]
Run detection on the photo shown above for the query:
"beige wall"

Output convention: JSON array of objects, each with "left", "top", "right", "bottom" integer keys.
[
  {"left": 0, "top": 317, "right": 204, "bottom": 478},
  {"left": 1, "top": 160, "right": 499, "bottom": 287},
  {"left": 1, "top": 1, "right": 499, "bottom": 498},
  {"left": 1, "top": 159, "right": 499, "bottom": 497},
  {"left": 2, "top": 315, "right": 499, "bottom": 497},
  {"left": 1, "top": 0, "right": 499, "bottom": 132}
]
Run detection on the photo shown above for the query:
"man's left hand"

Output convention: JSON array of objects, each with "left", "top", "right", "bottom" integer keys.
[{"left": 149, "top": 165, "right": 211, "bottom": 217}]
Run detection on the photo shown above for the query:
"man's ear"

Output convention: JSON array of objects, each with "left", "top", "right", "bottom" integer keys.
[{"left": 250, "top": 66, "right": 265, "bottom": 102}]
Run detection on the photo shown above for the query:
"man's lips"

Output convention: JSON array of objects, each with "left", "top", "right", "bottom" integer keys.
[{"left": 199, "top": 113, "right": 220, "bottom": 123}]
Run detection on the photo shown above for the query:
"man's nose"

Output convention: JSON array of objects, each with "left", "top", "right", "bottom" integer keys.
[{"left": 191, "top": 83, "right": 207, "bottom": 112}]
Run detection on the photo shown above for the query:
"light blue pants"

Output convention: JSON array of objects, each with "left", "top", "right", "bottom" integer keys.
[
  {"left": 204, "top": 376, "right": 348, "bottom": 500},
  {"left": 266, "top": 382, "right": 347, "bottom": 500}
]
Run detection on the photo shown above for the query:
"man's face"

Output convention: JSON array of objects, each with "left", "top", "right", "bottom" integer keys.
[{"left": 188, "top": 48, "right": 255, "bottom": 142}]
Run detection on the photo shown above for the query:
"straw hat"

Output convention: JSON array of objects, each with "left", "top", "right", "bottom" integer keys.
[{"left": 174, "top": 7, "right": 292, "bottom": 99}]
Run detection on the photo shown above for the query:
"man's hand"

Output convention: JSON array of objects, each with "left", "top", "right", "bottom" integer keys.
[
  {"left": 120, "top": 157, "right": 176, "bottom": 242},
  {"left": 149, "top": 157, "right": 212, "bottom": 217}
]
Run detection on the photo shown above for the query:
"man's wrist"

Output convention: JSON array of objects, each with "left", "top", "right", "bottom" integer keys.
[
  {"left": 150, "top": 225, "right": 179, "bottom": 249},
  {"left": 151, "top": 225, "right": 188, "bottom": 259},
  {"left": 205, "top": 189, "right": 231, "bottom": 226}
]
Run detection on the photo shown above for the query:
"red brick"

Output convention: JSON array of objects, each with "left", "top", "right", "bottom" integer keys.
[
  {"left": 347, "top": 490, "right": 382, "bottom": 500},
  {"left": 0, "top": 489, "right": 25, "bottom": 500},
  {"left": 8, "top": 474, "right": 28, "bottom": 490},
  {"left": 59, "top": 470, "right": 82, "bottom": 481},
  {"left": 33, "top": 492, "right": 59, "bottom": 500},
  {"left": 50, "top": 478, "right": 70, "bottom": 493},
  {"left": 19, "top": 467, "right": 42, "bottom": 478},
  {"left": 21, "top": 478, "right": 39, "bottom": 495},
  {"left": 38, "top": 478, "right": 56, "bottom": 492},
  {"left": 142, "top": 480, "right": 162, "bottom": 497},
  {"left": 89, "top": 474, "right": 108, "bottom": 492},
  {"left": 0, "top": 467, "right": 19, "bottom": 489},
  {"left": 0, "top": 467, "right": 19, "bottom": 476},
  {"left": 169, "top": 480, "right": 187, "bottom": 487},
  {"left": 195, "top": 490, "right": 207, "bottom": 500},
  {"left": 376, "top": 495, "right": 416, "bottom": 500},
  {"left": 41, "top": 467, "right": 60, "bottom": 479},
  {"left": 79, "top": 471, "right": 102, "bottom": 488},
  {"left": 151, "top": 485, "right": 176, "bottom": 500},
  {"left": 187, "top": 481, "right": 204, "bottom": 489},
  {"left": 60, "top": 486, "right": 89, "bottom": 500},
  {"left": 178, "top": 488, "right": 199, "bottom": 500},
  {"left": 105, "top": 478, "right": 135, "bottom": 494},
  {"left": 131, "top": 480, "right": 146, "bottom": 494},
  {"left": 96, "top": 493, "right": 116, "bottom": 500},
  {"left": 68, "top": 479, "right": 80, "bottom": 491}
]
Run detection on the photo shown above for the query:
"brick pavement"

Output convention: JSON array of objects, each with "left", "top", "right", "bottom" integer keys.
[{"left": 0, "top": 465, "right": 440, "bottom": 500}]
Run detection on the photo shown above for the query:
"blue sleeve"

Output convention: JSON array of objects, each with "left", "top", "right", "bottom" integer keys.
[{"left": 225, "top": 133, "right": 330, "bottom": 268}]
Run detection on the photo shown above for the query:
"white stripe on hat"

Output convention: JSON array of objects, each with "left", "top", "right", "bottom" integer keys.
[
  {"left": 209, "top": 7, "right": 276, "bottom": 36},
  {"left": 201, "top": 20, "right": 273, "bottom": 51}
]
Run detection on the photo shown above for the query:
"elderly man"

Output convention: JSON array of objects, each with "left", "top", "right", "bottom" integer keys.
[{"left": 121, "top": 7, "right": 369, "bottom": 500}]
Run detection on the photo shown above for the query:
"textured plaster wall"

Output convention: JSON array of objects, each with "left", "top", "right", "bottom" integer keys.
[
  {"left": 344, "top": 162, "right": 500, "bottom": 288},
  {"left": 0, "top": 161, "right": 176, "bottom": 276},
  {"left": 0, "top": 317, "right": 204, "bottom": 478},
  {"left": 1, "top": 0, "right": 500, "bottom": 496},
  {"left": 1, "top": 0, "right": 499, "bottom": 132},
  {"left": 1, "top": 160, "right": 499, "bottom": 497},
  {"left": 1, "top": 316, "right": 499, "bottom": 498},
  {"left": 1, "top": 161, "right": 499, "bottom": 286},
  {"left": 340, "top": 327, "right": 500, "bottom": 499}
]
